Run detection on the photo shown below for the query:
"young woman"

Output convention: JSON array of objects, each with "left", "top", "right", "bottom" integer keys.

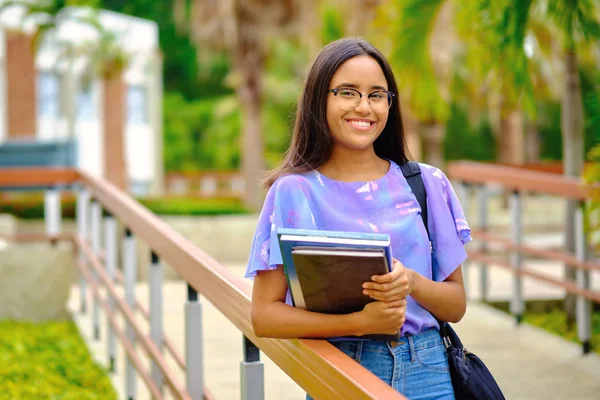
[{"left": 245, "top": 38, "right": 471, "bottom": 400}]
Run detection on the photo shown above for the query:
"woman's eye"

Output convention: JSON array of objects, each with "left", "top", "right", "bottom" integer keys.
[
  {"left": 339, "top": 90, "right": 356, "bottom": 97},
  {"left": 370, "top": 92, "right": 385, "bottom": 99}
]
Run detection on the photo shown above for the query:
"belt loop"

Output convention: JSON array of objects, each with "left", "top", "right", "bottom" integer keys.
[
  {"left": 408, "top": 334, "right": 416, "bottom": 362},
  {"left": 356, "top": 340, "right": 364, "bottom": 362}
]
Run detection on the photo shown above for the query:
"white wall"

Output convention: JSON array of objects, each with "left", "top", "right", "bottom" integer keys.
[{"left": 0, "top": 28, "right": 6, "bottom": 142}]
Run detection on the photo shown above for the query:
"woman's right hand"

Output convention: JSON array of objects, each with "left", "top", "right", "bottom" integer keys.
[{"left": 356, "top": 299, "right": 407, "bottom": 336}]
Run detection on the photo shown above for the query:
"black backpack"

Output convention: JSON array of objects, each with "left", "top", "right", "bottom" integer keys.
[{"left": 400, "top": 161, "right": 505, "bottom": 400}]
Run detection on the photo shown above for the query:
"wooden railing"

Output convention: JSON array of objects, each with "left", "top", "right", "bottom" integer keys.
[
  {"left": 0, "top": 168, "right": 406, "bottom": 400},
  {"left": 448, "top": 161, "right": 600, "bottom": 354}
]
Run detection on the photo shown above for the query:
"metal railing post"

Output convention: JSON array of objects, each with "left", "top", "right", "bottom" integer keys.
[
  {"left": 241, "top": 336, "right": 265, "bottom": 400},
  {"left": 478, "top": 185, "right": 489, "bottom": 302},
  {"left": 44, "top": 188, "right": 61, "bottom": 239},
  {"left": 150, "top": 251, "right": 164, "bottom": 392},
  {"left": 90, "top": 200, "right": 102, "bottom": 340},
  {"left": 575, "top": 201, "right": 592, "bottom": 354},
  {"left": 510, "top": 191, "right": 524, "bottom": 325},
  {"left": 76, "top": 188, "right": 90, "bottom": 314},
  {"left": 186, "top": 283, "right": 204, "bottom": 400},
  {"left": 104, "top": 212, "right": 118, "bottom": 371},
  {"left": 124, "top": 228, "right": 137, "bottom": 400}
]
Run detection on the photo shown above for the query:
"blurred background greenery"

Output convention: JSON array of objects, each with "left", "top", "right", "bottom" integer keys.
[{"left": 98, "top": 0, "right": 598, "bottom": 170}]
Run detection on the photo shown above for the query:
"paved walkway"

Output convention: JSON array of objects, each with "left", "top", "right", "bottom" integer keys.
[{"left": 69, "top": 260, "right": 600, "bottom": 400}]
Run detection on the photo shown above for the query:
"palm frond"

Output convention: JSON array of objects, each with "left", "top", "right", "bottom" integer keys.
[
  {"left": 547, "top": 0, "right": 600, "bottom": 47},
  {"left": 388, "top": 0, "right": 449, "bottom": 122}
]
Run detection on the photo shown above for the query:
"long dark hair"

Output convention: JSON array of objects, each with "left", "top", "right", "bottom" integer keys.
[{"left": 263, "top": 38, "right": 411, "bottom": 189}]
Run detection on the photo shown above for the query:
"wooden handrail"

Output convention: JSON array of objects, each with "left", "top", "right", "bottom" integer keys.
[
  {"left": 76, "top": 170, "right": 406, "bottom": 399},
  {"left": 0, "top": 167, "right": 79, "bottom": 187},
  {"left": 471, "top": 229, "right": 600, "bottom": 273},
  {"left": 468, "top": 251, "right": 600, "bottom": 303},
  {"left": 448, "top": 161, "right": 597, "bottom": 200},
  {"left": 0, "top": 168, "right": 405, "bottom": 399}
]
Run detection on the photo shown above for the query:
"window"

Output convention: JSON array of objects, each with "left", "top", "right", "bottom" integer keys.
[
  {"left": 127, "top": 85, "right": 148, "bottom": 125},
  {"left": 37, "top": 71, "right": 60, "bottom": 118},
  {"left": 77, "top": 84, "right": 96, "bottom": 121}
]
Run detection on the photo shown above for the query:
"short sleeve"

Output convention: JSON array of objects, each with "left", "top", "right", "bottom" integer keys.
[
  {"left": 244, "top": 175, "right": 318, "bottom": 279},
  {"left": 421, "top": 164, "right": 472, "bottom": 282}
]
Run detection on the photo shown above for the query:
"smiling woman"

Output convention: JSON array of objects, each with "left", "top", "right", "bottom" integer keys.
[{"left": 248, "top": 38, "right": 471, "bottom": 400}]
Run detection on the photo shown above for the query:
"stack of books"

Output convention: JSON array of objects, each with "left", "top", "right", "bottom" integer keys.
[{"left": 277, "top": 228, "right": 399, "bottom": 341}]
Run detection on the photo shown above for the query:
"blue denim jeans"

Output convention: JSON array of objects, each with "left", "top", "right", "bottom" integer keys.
[{"left": 307, "top": 328, "right": 455, "bottom": 400}]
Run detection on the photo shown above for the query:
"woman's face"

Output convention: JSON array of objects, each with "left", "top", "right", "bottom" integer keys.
[{"left": 326, "top": 55, "right": 390, "bottom": 153}]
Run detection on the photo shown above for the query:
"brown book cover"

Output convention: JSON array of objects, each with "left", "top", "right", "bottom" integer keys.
[{"left": 291, "top": 246, "right": 401, "bottom": 341}]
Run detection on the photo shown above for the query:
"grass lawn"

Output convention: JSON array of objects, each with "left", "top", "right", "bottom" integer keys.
[
  {"left": 523, "top": 309, "right": 600, "bottom": 354},
  {"left": 0, "top": 320, "right": 117, "bottom": 399}
]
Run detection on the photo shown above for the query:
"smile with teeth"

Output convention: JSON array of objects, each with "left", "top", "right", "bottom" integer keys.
[{"left": 347, "top": 119, "right": 374, "bottom": 129}]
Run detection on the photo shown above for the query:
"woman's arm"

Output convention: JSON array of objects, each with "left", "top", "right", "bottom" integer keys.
[
  {"left": 251, "top": 265, "right": 407, "bottom": 338},
  {"left": 408, "top": 266, "right": 466, "bottom": 323},
  {"left": 364, "top": 261, "right": 466, "bottom": 323}
]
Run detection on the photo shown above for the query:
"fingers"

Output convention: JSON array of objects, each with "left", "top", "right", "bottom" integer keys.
[
  {"left": 371, "top": 259, "right": 405, "bottom": 283},
  {"left": 365, "top": 287, "right": 408, "bottom": 302},
  {"left": 364, "top": 273, "right": 409, "bottom": 293},
  {"left": 379, "top": 298, "right": 406, "bottom": 309}
]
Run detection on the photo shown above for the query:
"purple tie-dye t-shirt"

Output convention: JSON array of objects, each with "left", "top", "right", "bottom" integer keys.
[{"left": 245, "top": 160, "right": 472, "bottom": 336}]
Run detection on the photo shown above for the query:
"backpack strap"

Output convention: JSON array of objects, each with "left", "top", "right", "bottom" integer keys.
[
  {"left": 400, "top": 161, "right": 451, "bottom": 337},
  {"left": 399, "top": 161, "right": 429, "bottom": 241}
]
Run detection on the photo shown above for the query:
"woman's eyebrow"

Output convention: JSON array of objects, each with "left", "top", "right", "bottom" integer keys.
[
  {"left": 333, "top": 83, "right": 388, "bottom": 91},
  {"left": 334, "top": 82, "right": 359, "bottom": 88}
]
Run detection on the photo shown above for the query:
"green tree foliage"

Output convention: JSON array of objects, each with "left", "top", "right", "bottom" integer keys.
[
  {"left": 444, "top": 103, "right": 496, "bottom": 162},
  {"left": 97, "top": 0, "right": 599, "bottom": 172}
]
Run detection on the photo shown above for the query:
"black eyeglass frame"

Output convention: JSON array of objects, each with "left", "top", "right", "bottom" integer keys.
[{"left": 328, "top": 87, "right": 396, "bottom": 111}]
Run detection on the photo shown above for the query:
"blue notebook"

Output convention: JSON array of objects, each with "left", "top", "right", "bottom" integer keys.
[{"left": 277, "top": 228, "right": 400, "bottom": 341}]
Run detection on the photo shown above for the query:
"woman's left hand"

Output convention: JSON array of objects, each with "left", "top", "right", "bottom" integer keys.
[{"left": 363, "top": 258, "right": 415, "bottom": 302}]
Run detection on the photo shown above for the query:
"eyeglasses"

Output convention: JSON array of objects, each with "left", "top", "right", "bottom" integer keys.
[{"left": 329, "top": 87, "right": 395, "bottom": 113}]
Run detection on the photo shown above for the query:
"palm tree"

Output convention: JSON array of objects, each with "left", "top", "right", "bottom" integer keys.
[
  {"left": 372, "top": 0, "right": 456, "bottom": 168},
  {"left": 493, "top": 0, "right": 600, "bottom": 327},
  {"left": 175, "top": 0, "right": 315, "bottom": 211}
]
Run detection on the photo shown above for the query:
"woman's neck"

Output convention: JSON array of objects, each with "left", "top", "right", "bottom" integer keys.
[{"left": 319, "top": 147, "right": 389, "bottom": 182}]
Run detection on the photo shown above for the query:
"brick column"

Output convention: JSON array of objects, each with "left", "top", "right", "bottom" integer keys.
[
  {"left": 6, "top": 31, "right": 36, "bottom": 138},
  {"left": 103, "top": 73, "right": 128, "bottom": 191}
]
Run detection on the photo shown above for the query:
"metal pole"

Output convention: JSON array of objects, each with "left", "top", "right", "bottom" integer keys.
[
  {"left": 241, "top": 336, "right": 265, "bottom": 400},
  {"left": 575, "top": 202, "right": 592, "bottom": 354},
  {"left": 104, "top": 212, "right": 118, "bottom": 372},
  {"left": 510, "top": 191, "right": 524, "bottom": 325},
  {"left": 44, "top": 189, "right": 61, "bottom": 239},
  {"left": 150, "top": 251, "right": 164, "bottom": 393},
  {"left": 478, "top": 185, "right": 489, "bottom": 302},
  {"left": 77, "top": 189, "right": 90, "bottom": 314},
  {"left": 124, "top": 228, "right": 137, "bottom": 400},
  {"left": 91, "top": 200, "right": 102, "bottom": 340},
  {"left": 186, "top": 283, "right": 204, "bottom": 400}
]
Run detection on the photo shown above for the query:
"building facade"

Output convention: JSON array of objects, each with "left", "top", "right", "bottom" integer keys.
[{"left": 0, "top": 5, "right": 163, "bottom": 195}]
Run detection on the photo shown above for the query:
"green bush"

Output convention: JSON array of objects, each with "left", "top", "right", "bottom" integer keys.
[
  {"left": 0, "top": 196, "right": 249, "bottom": 219},
  {"left": 524, "top": 309, "right": 600, "bottom": 354},
  {"left": 138, "top": 197, "right": 249, "bottom": 216},
  {"left": 0, "top": 320, "right": 117, "bottom": 399}
]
